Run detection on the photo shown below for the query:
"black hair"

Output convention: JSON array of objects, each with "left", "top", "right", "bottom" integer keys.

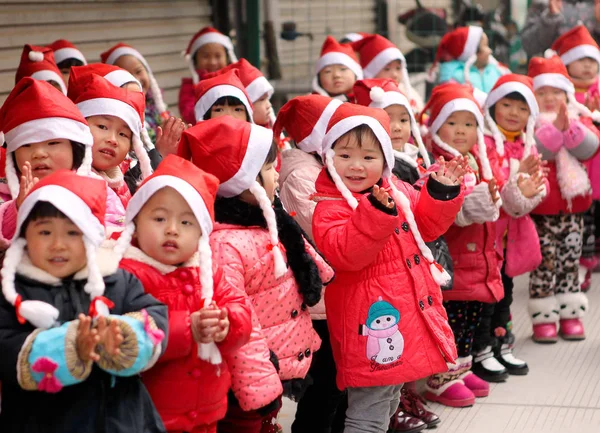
[
  {"left": 202, "top": 96, "right": 251, "bottom": 121},
  {"left": 256, "top": 140, "right": 279, "bottom": 186},
  {"left": 19, "top": 201, "right": 68, "bottom": 237},
  {"left": 12, "top": 140, "right": 86, "bottom": 176},
  {"left": 331, "top": 124, "right": 380, "bottom": 149},
  {"left": 57, "top": 58, "right": 84, "bottom": 71},
  {"left": 489, "top": 91, "right": 528, "bottom": 123}
]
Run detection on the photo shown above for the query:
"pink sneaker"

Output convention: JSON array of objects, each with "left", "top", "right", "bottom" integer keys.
[
  {"left": 461, "top": 371, "right": 490, "bottom": 398},
  {"left": 532, "top": 323, "right": 558, "bottom": 344},
  {"left": 424, "top": 382, "right": 475, "bottom": 408},
  {"left": 582, "top": 269, "right": 592, "bottom": 292},
  {"left": 559, "top": 318, "right": 586, "bottom": 340}
]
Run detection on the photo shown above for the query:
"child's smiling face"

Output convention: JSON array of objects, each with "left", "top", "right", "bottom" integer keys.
[
  {"left": 114, "top": 55, "right": 150, "bottom": 95},
  {"left": 567, "top": 57, "right": 599, "bottom": 87},
  {"left": 534, "top": 86, "right": 568, "bottom": 113},
  {"left": 493, "top": 97, "right": 531, "bottom": 132},
  {"left": 375, "top": 60, "right": 403, "bottom": 85},
  {"left": 195, "top": 43, "right": 228, "bottom": 73},
  {"left": 384, "top": 105, "right": 411, "bottom": 151},
  {"left": 437, "top": 111, "right": 478, "bottom": 155}
]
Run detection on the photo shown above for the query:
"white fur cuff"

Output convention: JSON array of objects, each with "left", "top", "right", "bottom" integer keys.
[
  {"left": 556, "top": 292, "right": 588, "bottom": 319},
  {"left": 528, "top": 296, "right": 560, "bottom": 325}
]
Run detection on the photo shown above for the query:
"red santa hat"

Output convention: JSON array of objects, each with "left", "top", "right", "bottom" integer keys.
[
  {"left": 15, "top": 45, "right": 67, "bottom": 95},
  {"left": 100, "top": 43, "right": 167, "bottom": 116},
  {"left": 71, "top": 63, "right": 142, "bottom": 91},
  {"left": 193, "top": 69, "right": 254, "bottom": 123},
  {"left": 178, "top": 117, "right": 287, "bottom": 278},
  {"left": 114, "top": 154, "right": 221, "bottom": 363},
  {"left": 68, "top": 73, "right": 153, "bottom": 179},
  {"left": 185, "top": 27, "right": 238, "bottom": 84},
  {"left": 354, "top": 78, "right": 430, "bottom": 168},
  {"left": 47, "top": 39, "right": 87, "bottom": 66},
  {"left": 419, "top": 82, "right": 492, "bottom": 180},
  {"left": 203, "top": 58, "right": 274, "bottom": 103},
  {"left": 273, "top": 95, "right": 342, "bottom": 155},
  {"left": 321, "top": 102, "right": 450, "bottom": 286},
  {"left": 551, "top": 25, "right": 600, "bottom": 67},
  {"left": 0, "top": 78, "right": 94, "bottom": 198},
  {"left": 1, "top": 170, "right": 108, "bottom": 329},
  {"left": 351, "top": 35, "right": 416, "bottom": 97},
  {"left": 484, "top": 74, "right": 539, "bottom": 158},
  {"left": 313, "top": 36, "right": 364, "bottom": 96},
  {"left": 527, "top": 55, "right": 600, "bottom": 122}
]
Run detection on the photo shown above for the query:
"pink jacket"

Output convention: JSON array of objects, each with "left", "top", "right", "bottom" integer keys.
[
  {"left": 210, "top": 223, "right": 334, "bottom": 411},
  {"left": 179, "top": 78, "right": 196, "bottom": 125},
  {"left": 279, "top": 148, "right": 328, "bottom": 320},
  {"left": 577, "top": 81, "right": 600, "bottom": 199}
]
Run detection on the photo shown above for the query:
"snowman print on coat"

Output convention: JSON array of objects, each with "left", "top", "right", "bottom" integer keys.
[{"left": 361, "top": 297, "right": 404, "bottom": 364}]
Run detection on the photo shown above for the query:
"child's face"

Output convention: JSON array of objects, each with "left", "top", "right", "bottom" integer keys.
[
  {"left": 332, "top": 130, "right": 385, "bottom": 192},
  {"left": 493, "top": 97, "right": 530, "bottom": 132},
  {"left": 25, "top": 216, "right": 87, "bottom": 278},
  {"left": 476, "top": 33, "right": 492, "bottom": 67},
  {"left": 535, "top": 86, "right": 568, "bottom": 113},
  {"left": 567, "top": 58, "right": 599, "bottom": 83},
  {"left": 195, "top": 43, "right": 228, "bottom": 72},
  {"left": 374, "top": 59, "right": 403, "bottom": 85},
  {"left": 114, "top": 55, "right": 150, "bottom": 95},
  {"left": 14, "top": 139, "right": 74, "bottom": 179},
  {"left": 239, "top": 159, "right": 279, "bottom": 205},
  {"left": 134, "top": 187, "right": 202, "bottom": 266},
  {"left": 319, "top": 64, "right": 356, "bottom": 96},
  {"left": 87, "top": 115, "right": 132, "bottom": 172},
  {"left": 209, "top": 101, "right": 248, "bottom": 121},
  {"left": 122, "top": 82, "right": 143, "bottom": 93},
  {"left": 437, "top": 111, "right": 478, "bottom": 155},
  {"left": 253, "top": 93, "right": 273, "bottom": 125},
  {"left": 385, "top": 105, "right": 411, "bottom": 151}
]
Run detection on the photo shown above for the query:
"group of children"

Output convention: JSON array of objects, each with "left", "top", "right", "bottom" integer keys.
[{"left": 0, "top": 21, "right": 599, "bottom": 433}]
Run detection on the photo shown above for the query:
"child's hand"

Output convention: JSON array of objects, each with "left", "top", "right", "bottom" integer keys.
[
  {"left": 191, "top": 304, "right": 223, "bottom": 344},
  {"left": 155, "top": 117, "right": 186, "bottom": 157},
  {"left": 213, "top": 308, "right": 230, "bottom": 343},
  {"left": 518, "top": 154, "right": 542, "bottom": 176},
  {"left": 549, "top": 0, "right": 562, "bottom": 15},
  {"left": 15, "top": 162, "right": 39, "bottom": 209},
  {"left": 488, "top": 178, "right": 500, "bottom": 203},
  {"left": 517, "top": 172, "right": 546, "bottom": 198},
  {"left": 372, "top": 185, "right": 394, "bottom": 209},
  {"left": 586, "top": 94, "right": 600, "bottom": 113},
  {"left": 553, "top": 102, "right": 570, "bottom": 132},
  {"left": 431, "top": 156, "right": 465, "bottom": 186},
  {"left": 96, "top": 316, "right": 124, "bottom": 357},
  {"left": 76, "top": 314, "right": 101, "bottom": 362}
]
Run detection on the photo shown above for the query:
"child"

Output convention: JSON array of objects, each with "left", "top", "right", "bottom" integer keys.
[
  {"left": 0, "top": 170, "right": 167, "bottom": 432},
  {"left": 352, "top": 34, "right": 424, "bottom": 113},
  {"left": 422, "top": 83, "right": 544, "bottom": 406},
  {"left": 71, "top": 63, "right": 142, "bottom": 92},
  {"left": 15, "top": 45, "right": 66, "bottom": 94},
  {"left": 47, "top": 39, "right": 87, "bottom": 84},
  {"left": 312, "top": 36, "right": 363, "bottom": 101},
  {"left": 203, "top": 59, "right": 275, "bottom": 127},
  {"left": 114, "top": 154, "right": 252, "bottom": 432},
  {"left": 0, "top": 78, "right": 125, "bottom": 251},
  {"left": 178, "top": 117, "right": 334, "bottom": 433},
  {"left": 527, "top": 56, "right": 600, "bottom": 342},
  {"left": 431, "top": 26, "right": 507, "bottom": 93},
  {"left": 274, "top": 95, "right": 349, "bottom": 433},
  {"left": 552, "top": 25, "right": 600, "bottom": 290},
  {"left": 68, "top": 72, "right": 153, "bottom": 204},
  {"left": 311, "top": 102, "right": 464, "bottom": 433},
  {"left": 193, "top": 69, "right": 253, "bottom": 123},
  {"left": 474, "top": 74, "right": 547, "bottom": 378},
  {"left": 179, "top": 27, "right": 238, "bottom": 125}
]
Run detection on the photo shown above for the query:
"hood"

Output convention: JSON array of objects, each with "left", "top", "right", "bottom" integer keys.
[{"left": 279, "top": 148, "right": 322, "bottom": 186}]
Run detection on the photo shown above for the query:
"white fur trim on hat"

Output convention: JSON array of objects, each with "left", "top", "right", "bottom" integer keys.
[
  {"left": 485, "top": 81, "right": 539, "bottom": 116},
  {"left": 77, "top": 98, "right": 142, "bottom": 140},
  {"left": 429, "top": 98, "right": 484, "bottom": 135},
  {"left": 297, "top": 99, "right": 343, "bottom": 154},
  {"left": 315, "top": 52, "right": 364, "bottom": 80},
  {"left": 189, "top": 32, "right": 237, "bottom": 62},
  {"left": 54, "top": 47, "right": 87, "bottom": 65},
  {"left": 219, "top": 124, "right": 273, "bottom": 197},
  {"left": 132, "top": 134, "right": 154, "bottom": 179},
  {"left": 4, "top": 117, "right": 93, "bottom": 153},
  {"left": 194, "top": 84, "right": 254, "bottom": 123},
  {"left": 104, "top": 70, "right": 142, "bottom": 91},
  {"left": 363, "top": 47, "right": 405, "bottom": 79},
  {"left": 485, "top": 107, "right": 507, "bottom": 157},
  {"left": 532, "top": 73, "right": 575, "bottom": 93},
  {"left": 461, "top": 26, "right": 484, "bottom": 61},
  {"left": 30, "top": 70, "right": 67, "bottom": 95},
  {"left": 245, "top": 76, "right": 274, "bottom": 103},
  {"left": 560, "top": 45, "right": 600, "bottom": 66}
]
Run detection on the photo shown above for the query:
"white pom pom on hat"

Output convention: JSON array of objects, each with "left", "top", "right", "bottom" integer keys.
[{"left": 28, "top": 51, "right": 44, "bottom": 62}]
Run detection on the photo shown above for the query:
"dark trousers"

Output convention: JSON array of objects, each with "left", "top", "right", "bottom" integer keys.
[
  {"left": 292, "top": 320, "right": 346, "bottom": 433},
  {"left": 443, "top": 300, "right": 484, "bottom": 358}
]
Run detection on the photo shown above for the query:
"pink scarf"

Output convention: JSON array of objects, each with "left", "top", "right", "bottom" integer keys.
[{"left": 366, "top": 325, "right": 399, "bottom": 360}]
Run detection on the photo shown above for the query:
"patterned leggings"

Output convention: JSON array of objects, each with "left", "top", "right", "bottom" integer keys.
[
  {"left": 529, "top": 214, "right": 583, "bottom": 298},
  {"left": 443, "top": 300, "right": 483, "bottom": 358}
]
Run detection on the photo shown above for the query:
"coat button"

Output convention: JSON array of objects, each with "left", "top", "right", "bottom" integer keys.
[
  {"left": 191, "top": 368, "right": 202, "bottom": 378},
  {"left": 291, "top": 309, "right": 299, "bottom": 318},
  {"left": 183, "top": 284, "right": 194, "bottom": 295},
  {"left": 301, "top": 303, "right": 307, "bottom": 311},
  {"left": 298, "top": 352, "right": 305, "bottom": 361},
  {"left": 419, "top": 300, "right": 425, "bottom": 310},
  {"left": 305, "top": 349, "right": 311, "bottom": 358},
  {"left": 406, "top": 258, "right": 412, "bottom": 268},
  {"left": 414, "top": 254, "right": 420, "bottom": 265},
  {"left": 395, "top": 227, "right": 400, "bottom": 234},
  {"left": 179, "top": 270, "right": 190, "bottom": 280},
  {"left": 387, "top": 338, "right": 393, "bottom": 343},
  {"left": 428, "top": 296, "right": 433, "bottom": 306},
  {"left": 188, "top": 411, "right": 198, "bottom": 420},
  {"left": 402, "top": 222, "right": 409, "bottom": 232}
]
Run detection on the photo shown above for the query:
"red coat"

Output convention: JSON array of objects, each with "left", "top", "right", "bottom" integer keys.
[
  {"left": 311, "top": 170, "right": 463, "bottom": 390},
  {"left": 178, "top": 77, "right": 196, "bottom": 125},
  {"left": 119, "top": 246, "right": 252, "bottom": 431}
]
